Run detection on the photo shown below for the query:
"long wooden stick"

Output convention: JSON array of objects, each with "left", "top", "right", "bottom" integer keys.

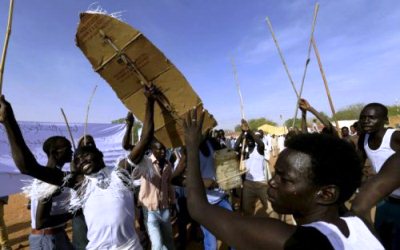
[
  {"left": 230, "top": 57, "right": 245, "bottom": 120},
  {"left": 292, "top": 3, "right": 320, "bottom": 127},
  {"left": 265, "top": 17, "right": 299, "bottom": 98},
  {"left": 230, "top": 57, "right": 247, "bottom": 171},
  {"left": 311, "top": 37, "right": 340, "bottom": 132},
  {"left": 83, "top": 85, "right": 98, "bottom": 146},
  {"left": 0, "top": 0, "right": 15, "bottom": 95},
  {"left": 60, "top": 108, "right": 77, "bottom": 151}
]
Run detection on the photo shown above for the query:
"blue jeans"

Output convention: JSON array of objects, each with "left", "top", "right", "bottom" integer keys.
[
  {"left": 143, "top": 208, "right": 175, "bottom": 250},
  {"left": 29, "top": 229, "right": 73, "bottom": 250},
  {"left": 200, "top": 198, "right": 235, "bottom": 250}
]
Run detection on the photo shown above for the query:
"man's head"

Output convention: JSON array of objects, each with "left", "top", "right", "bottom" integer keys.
[
  {"left": 78, "top": 135, "right": 96, "bottom": 148},
  {"left": 218, "top": 129, "right": 225, "bottom": 139},
  {"left": 341, "top": 126, "right": 349, "bottom": 137},
  {"left": 245, "top": 134, "right": 256, "bottom": 149},
  {"left": 359, "top": 103, "right": 388, "bottom": 133},
  {"left": 257, "top": 129, "right": 264, "bottom": 138},
  {"left": 268, "top": 134, "right": 361, "bottom": 215},
  {"left": 151, "top": 140, "right": 166, "bottom": 162},
  {"left": 73, "top": 145, "right": 105, "bottom": 175},
  {"left": 43, "top": 136, "right": 73, "bottom": 167}
]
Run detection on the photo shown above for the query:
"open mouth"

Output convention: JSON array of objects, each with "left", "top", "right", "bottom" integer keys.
[{"left": 82, "top": 163, "right": 91, "bottom": 172}]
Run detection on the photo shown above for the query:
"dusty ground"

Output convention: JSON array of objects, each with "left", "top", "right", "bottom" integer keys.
[{"left": 4, "top": 194, "right": 41, "bottom": 249}]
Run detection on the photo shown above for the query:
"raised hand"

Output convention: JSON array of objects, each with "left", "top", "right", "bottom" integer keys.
[
  {"left": 125, "top": 112, "right": 134, "bottom": 126},
  {"left": 299, "top": 98, "right": 311, "bottom": 112},
  {"left": 143, "top": 85, "right": 159, "bottom": 102},
  {"left": 0, "top": 95, "right": 12, "bottom": 123},
  {"left": 241, "top": 119, "right": 249, "bottom": 132},
  {"left": 183, "top": 106, "right": 206, "bottom": 148}
]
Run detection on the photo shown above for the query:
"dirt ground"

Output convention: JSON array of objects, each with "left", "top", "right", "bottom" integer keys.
[{"left": 3, "top": 194, "right": 41, "bottom": 250}]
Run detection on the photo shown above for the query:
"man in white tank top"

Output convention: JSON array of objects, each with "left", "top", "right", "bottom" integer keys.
[
  {"left": 234, "top": 119, "right": 268, "bottom": 217},
  {"left": 183, "top": 107, "right": 383, "bottom": 250},
  {"left": 351, "top": 103, "right": 400, "bottom": 249}
]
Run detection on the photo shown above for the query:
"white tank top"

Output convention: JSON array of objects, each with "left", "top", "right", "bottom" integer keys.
[
  {"left": 304, "top": 216, "right": 384, "bottom": 250},
  {"left": 244, "top": 148, "right": 266, "bottom": 182},
  {"left": 82, "top": 167, "right": 142, "bottom": 250},
  {"left": 364, "top": 129, "right": 400, "bottom": 198}
]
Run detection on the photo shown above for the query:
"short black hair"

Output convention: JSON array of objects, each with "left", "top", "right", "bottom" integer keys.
[
  {"left": 285, "top": 133, "right": 362, "bottom": 204},
  {"left": 43, "top": 136, "right": 68, "bottom": 156},
  {"left": 362, "top": 103, "right": 388, "bottom": 118},
  {"left": 74, "top": 145, "right": 103, "bottom": 159}
]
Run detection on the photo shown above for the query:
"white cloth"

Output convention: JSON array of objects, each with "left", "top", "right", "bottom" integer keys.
[
  {"left": 303, "top": 216, "right": 384, "bottom": 250},
  {"left": 72, "top": 166, "right": 142, "bottom": 250},
  {"left": 200, "top": 141, "right": 226, "bottom": 204},
  {"left": 244, "top": 149, "right": 266, "bottom": 182},
  {"left": 262, "top": 136, "right": 271, "bottom": 161},
  {"left": 278, "top": 136, "right": 285, "bottom": 153},
  {"left": 364, "top": 129, "right": 400, "bottom": 198},
  {"left": 0, "top": 122, "right": 128, "bottom": 197},
  {"left": 25, "top": 180, "right": 71, "bottom": 229}
]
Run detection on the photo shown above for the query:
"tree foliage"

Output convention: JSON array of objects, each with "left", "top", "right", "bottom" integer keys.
[
  {"left": 333, "top": 103, "right": 365, "bottom": 120},
  {"left": 388, "top": 105, "right": 400, "bottom": 117},
  {"left": 284, "top": 118, "right": 302, "bottom": 128},
  {"left": 234, "top": 117, "right": 277, "bottom": 132}
]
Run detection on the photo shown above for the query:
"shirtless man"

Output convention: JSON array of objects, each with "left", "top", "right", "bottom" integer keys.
[
  {"left": 183, "top": 107, "right": 383, "bottom": 249},
  {"left": 351, "top": 103, "right": 400, "bottom": 249},
  {"left": 0, "top": 91, "right": 156, "bottom": 249}
]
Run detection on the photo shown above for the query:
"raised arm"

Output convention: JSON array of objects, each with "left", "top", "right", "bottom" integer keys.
[
  {"left": 233, "top": 131, "right": 244, "bottom": 153},
  {"left": 351, "top": 152, "right": 400, "bottom": 222},
  {"left": 0, "top": 95, "right": 65, "bottom": 185},
  {"left": 299, "top": 100, "right": 308, "bottom": 133},
  {"left": 299, "top": 98, "right": 337, "bottom": 136},
  {"left": 242, "top": 120, "right": 265, "bottom": 155},
  {"left": 126, "top": 87, "right": 156, "bottom": 164},
  {"left": 122, "top": 112, "right": 135, "bottom": 151},
  {"left": 184, "top": 107, "right": 295, "bottom": 250}
]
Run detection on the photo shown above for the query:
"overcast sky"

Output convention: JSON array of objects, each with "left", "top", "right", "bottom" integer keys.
[{"left": 0, "top": 0, "right": 399, "bottom": 129}]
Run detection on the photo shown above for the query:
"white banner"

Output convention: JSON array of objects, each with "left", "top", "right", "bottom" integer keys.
[{"left": 0, "top": 121, "right": 128, "bottom": 196}]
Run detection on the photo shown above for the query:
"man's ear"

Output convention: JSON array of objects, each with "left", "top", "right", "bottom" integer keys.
[{"left": 315, "top": 185, "right": 339, "bottom": 205}]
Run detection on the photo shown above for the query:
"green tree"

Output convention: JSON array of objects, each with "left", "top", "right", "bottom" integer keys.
[
  {"left": 333, "top": 103, "right": 365, "bottom": 120},
  {"left": 388, "top": 104, "right": 400, "bottom": 117},
  {"left": 234, "top": 117, "right": 277, "bottom": 132},
  {"left": 284, "top": 118, "right": 302, "bottom": 128}
]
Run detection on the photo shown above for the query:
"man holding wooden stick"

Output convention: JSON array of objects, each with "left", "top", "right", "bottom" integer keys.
[{"left": 234, "top": 119, "right": 268, "bottom": 217}]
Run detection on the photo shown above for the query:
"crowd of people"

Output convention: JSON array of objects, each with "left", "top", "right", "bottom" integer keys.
[{"left": 0, "top": 89, "right": 399, "bottom": 250}]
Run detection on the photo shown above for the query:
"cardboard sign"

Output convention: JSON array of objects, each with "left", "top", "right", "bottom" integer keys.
[{"left": 76, "top": 13, "right": 217, "bottom": 148}]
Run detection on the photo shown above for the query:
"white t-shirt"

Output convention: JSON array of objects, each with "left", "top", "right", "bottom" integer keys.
[{"left": 244, "top": 148, "right": 266, "bottom": 182}]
